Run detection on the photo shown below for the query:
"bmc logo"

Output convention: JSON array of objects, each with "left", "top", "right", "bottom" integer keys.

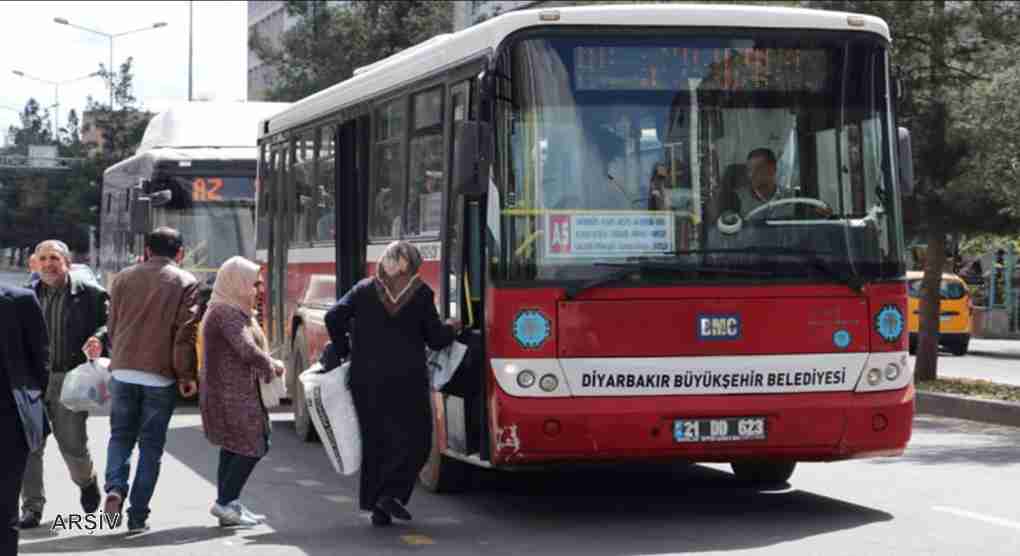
[{"left": 697, "top": 315, "right": 741, "bottom": 340}]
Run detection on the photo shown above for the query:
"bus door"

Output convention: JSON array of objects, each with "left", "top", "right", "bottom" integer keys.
[{"left": 443, "top": 76, "right": 488, "bottom": 460}]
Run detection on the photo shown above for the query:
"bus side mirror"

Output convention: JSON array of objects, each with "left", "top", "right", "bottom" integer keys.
[
  {"left": 452, "top": 121, "right": 492, "bottom": 198},
  {"left": 897, "top": 127, "right": 914, "bottom": 196}
]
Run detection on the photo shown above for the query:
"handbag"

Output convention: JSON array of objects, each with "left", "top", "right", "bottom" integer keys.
[
  {"left": 12, "top": 386, "right": 49, "bottom": 453},
  {"left": 259, "top": 372, "right": 287, "bottom": 409}
]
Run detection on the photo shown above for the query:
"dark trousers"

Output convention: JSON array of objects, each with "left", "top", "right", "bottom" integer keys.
[
  {"left": 216, "top": 449, "right": 261, "bottom": 506},
  {"left": 2, "top": 413, "right": 30, "bottom": 555}
]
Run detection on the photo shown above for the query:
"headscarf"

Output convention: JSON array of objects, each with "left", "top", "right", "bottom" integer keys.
[
  {"left": 206, "top": 256, "right": 268, "bottom": 351},
  {"left": 374, "top": 240, "right": 423, "bottom": 316},
  {"left": 209, "top": 256, "right": 260, "bottom": 317}
]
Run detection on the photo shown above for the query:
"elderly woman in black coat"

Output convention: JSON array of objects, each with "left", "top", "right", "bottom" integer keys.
[{"left": 325, "top": 241, "right": 461, "bottom": 526}]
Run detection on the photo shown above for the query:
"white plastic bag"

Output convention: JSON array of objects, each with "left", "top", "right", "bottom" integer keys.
[
  {"left": 60, "top": 358, "right": 112, "bottom": 412},
  {"left": 426, "top": 341, "right": 468, "bottom": 391},
  {"left": 259, "top": 372, "right": 287, "bottom": 409},
  {"left": 299, "top": 362, "right": 361, "bottom": 475}
]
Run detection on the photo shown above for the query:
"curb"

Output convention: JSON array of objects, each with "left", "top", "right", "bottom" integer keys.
[{"left": 916, "top": 391, "right": 1020, "bottom": 427}]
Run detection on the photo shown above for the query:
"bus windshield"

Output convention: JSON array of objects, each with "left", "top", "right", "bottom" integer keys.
[
  {"left": 494, "top": 31, "right": 904, "bottom": 285},
  {"left": 152, "top": 175, "right": 256, "bottom": 282}
]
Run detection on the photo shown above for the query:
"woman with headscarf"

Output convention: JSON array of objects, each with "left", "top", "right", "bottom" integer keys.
[
  {"left": 200, "top": 256, "right": 284, "bottom": 527},
  {"left": 325, "top": 241, "right": 461, "bottom": 527}
]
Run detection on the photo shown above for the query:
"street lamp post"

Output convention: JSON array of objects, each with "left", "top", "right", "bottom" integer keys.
[
  {"left": 11, "top": 70, "right": 101, "bottom": 139},
  {"left": 52, "top": 18, "right": 168, "bottom": 110}
]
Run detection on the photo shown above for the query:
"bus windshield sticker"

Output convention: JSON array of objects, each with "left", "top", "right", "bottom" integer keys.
[{"left": 545, "top": 211, "right": 674, "bottom": 259}]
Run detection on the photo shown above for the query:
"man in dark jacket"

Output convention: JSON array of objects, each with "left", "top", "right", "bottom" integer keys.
[
  {"left": 18, "top": 240, "right": 108, "bottom": 529},
  {"left": 0, "top": 284, "right": 49, "bottom": 554}
]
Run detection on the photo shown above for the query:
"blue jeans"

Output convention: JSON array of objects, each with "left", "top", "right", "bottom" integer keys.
[
  {"left": 104, "top": 378, "right": 177, "bottom": 525},
  {"left": 216, "top": 449, "right": 261, "bottom": 506}
]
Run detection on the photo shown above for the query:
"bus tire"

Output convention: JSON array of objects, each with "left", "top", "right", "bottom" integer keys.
[
  {"left": 290, "top": 329, "right": 318, "bottom": 443},
  {"left": 419, "top": 408, "right": 471, "bottom": 493},
  {"left": 730, "top": 460, "right": 796, "bottom": 485}
]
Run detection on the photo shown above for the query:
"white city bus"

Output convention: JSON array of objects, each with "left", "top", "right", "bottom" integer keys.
[
  {"left": 100, "top": 101, "right": 289, "bottom": 285},
  {"left": 257, "top": 4, "right": 914, "bottom": 491}
]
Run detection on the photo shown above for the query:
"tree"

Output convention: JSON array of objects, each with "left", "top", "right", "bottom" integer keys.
[
  {"left": 805, "top": 0, "right": 1020, "bottom": 380},
  {"left": 83, "top": 56, "right": 150, "bottom": 163},
  {"left": 250, "top": 0, "right": 453, "bottom": 102},
  {"left": 6, "top": 99, "right": 54, "bottom": 154}
]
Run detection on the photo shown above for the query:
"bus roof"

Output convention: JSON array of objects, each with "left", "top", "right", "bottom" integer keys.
[
  {"left": 260, "top": 3, "right": 889, "bottom": 139},
  {"left": 140, "top": 101, "right": 290, "bottom": 151}
]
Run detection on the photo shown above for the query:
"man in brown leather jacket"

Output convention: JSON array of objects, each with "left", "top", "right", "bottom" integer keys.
[{"left": 102, "top": 227, "right": 199, "bottom": 535}]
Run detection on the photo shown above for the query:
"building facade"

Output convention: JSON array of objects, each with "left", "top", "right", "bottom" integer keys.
[{"left": 247, "top": 1, "right": 297, "bottom": 101}]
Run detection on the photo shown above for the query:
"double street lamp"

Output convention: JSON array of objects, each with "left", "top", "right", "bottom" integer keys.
[
  {"left": 10, "top": 70, "right": 101, "bottom": 139},
  {"left": 52, "top": 17, "right": 168, "bottom": 110}
]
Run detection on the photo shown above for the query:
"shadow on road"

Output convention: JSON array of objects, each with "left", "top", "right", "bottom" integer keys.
[
  {"left": 867, "top": 415, "right": 1020, "bottom": 468},
  {"left": 26, "top": 406, "right": 899, "bottom": 555},
  {"left": 19, "top": 526, "right": 234, "bottom": 553}
]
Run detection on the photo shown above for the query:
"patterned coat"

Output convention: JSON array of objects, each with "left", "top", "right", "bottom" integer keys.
[{"left": 199, "top": 303, "right": 274, "bottom": 458}]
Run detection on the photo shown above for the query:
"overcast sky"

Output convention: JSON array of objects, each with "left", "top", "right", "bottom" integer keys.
[{"left": 1, "top": 1, "right": 246, "bottom": 141}]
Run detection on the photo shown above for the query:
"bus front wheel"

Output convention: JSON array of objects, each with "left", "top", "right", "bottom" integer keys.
[
  {"left": 730, "top": 460, "right": 796, "bottom": 485},
  {"left": 290, "top": 329, "right": 318, "bottom": 443}
]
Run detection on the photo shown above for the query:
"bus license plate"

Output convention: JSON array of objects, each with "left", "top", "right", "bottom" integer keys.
[{"left": 673, "top": 417, "right": 766, "bottom": 443}]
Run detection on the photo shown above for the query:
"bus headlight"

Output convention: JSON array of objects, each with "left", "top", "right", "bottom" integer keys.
[
  {"left": 539, "top": 373, "right": 559, "bottom": 392},
  {"left": 884, "top": 362, "right": 901, "bottom": 382},
  {"left": 517, "top": 370, "right": 536, "bottom": 389},
  {"left": 866, "top": 368, "right": 882, "bottom": 386}
]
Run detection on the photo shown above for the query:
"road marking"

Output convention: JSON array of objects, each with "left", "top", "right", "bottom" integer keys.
[
  {"left": 422, "top": 516, "right": 463, "bottom": 525},
  {"left": 323, "top": 494, "right": 352, "bottom": 504},
  {"left": 933, "top": 506, "right": 1020, "bottom": 531},
  {"left": 273, "top": 466, "right": 296, "bottom": 473},
  {"left": 400, "top": 534, "right": 435, "bottom": 545},
  {"left": 296, "top": 479, "right": 324, "bottom": 487}
]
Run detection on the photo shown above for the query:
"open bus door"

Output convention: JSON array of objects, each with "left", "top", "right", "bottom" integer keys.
[{"left": 420, "top": 75, "right": 492, "bottom": 492}]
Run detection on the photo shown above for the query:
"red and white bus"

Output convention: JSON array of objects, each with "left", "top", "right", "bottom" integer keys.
[{"left": 256, "top": 3, "right": 915, "bottom": 490}]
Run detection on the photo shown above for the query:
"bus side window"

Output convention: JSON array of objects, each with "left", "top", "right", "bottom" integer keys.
[
  {"left": 370, "top": 99, "right": 406, "bottom": 239},
  {"left": 405, "top": 87, "right": 444, "bottom": 237},
  {"left": 315, "top": 126, "right": 337, "bottom": 242}
]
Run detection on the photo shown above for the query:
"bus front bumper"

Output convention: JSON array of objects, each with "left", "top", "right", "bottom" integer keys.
[{"left": 488, "top": 385, "right": 914, "bottom": 466}]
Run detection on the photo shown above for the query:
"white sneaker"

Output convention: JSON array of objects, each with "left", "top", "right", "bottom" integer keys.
[
  {"left": 210, "top": 502, "right": 257, "bottom": 527},
  {"left": 229, "top": 500, "right": 266, "bottom": 523}
]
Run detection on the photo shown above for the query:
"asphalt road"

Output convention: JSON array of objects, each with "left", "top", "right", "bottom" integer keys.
[
  {"left": 15, "top": 406, "right": 1020, "bottom": 556},
  {"left": 932, "top": 339, "right": 1020, "bottom": 386}
]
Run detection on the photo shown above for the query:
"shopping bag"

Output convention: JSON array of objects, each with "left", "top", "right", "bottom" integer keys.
[
  {"left": 426, "top": 341, "right": 468, "bottom": 392},
  {"left": 60, "top": 358, "right": 112, "bottom": 413},
  {"left": 12, "top": 387, "right": 48, "bottom": 453},
  {"left": 259, "top": 372, "right": 287, "bottom": 409},
  {"left": 299, "top": 362, "right": 361, "bottom": 475}
]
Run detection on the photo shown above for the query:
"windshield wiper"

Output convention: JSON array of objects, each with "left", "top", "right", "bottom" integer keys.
[
  {"left": 564, "top": 267, "right": 637, "bottom": 300},
  {"left": 563, "top": 261, "right": 771, "bottom": 300},
  {"left": 681, "top": 247, "right": 863, "bottom": 293}
]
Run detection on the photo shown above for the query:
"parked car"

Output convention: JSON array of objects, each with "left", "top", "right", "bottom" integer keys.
[{"left": 907, "top": 270, "right": 972, "bottom": 356}]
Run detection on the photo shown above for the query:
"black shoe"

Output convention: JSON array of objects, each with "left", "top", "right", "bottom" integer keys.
[
  {"left": 370, "top": 509, "right": 392, "bottom": 527},
  {"left": 18, "top": 510, "right": 42, "bottom": 529},
  {"left": 375, "top": 497, "right": 411, "bottom": 521},
  {"left": 125, "top": 520, "right": 149, "bottom": 536},
  {"left": 81, "top": 478, "right": 101, "bottom": 513}
]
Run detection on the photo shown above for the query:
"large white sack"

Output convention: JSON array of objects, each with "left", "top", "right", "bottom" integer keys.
[
  {"left": 299, "top": 362, "right": 361, "bottom": 475},
  {"left": 60, "top": 358, "right": 112, "bottom": 413}
]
